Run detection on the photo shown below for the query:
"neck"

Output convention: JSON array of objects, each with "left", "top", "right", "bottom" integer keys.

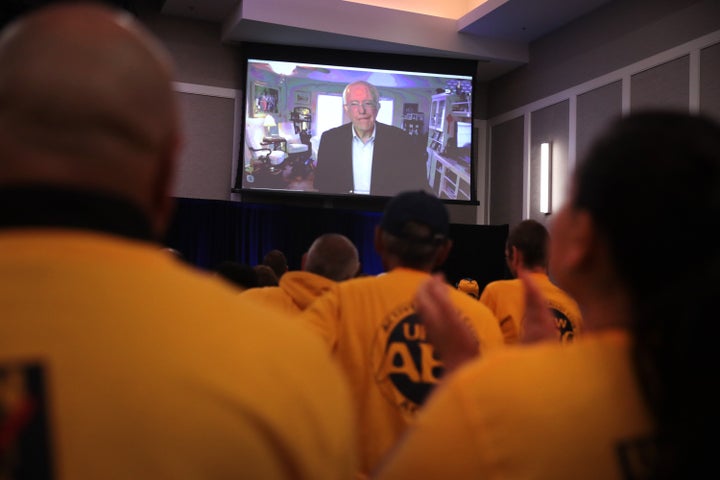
[{"left": 354, "top": 125, "right": 373, "bottom": 141}]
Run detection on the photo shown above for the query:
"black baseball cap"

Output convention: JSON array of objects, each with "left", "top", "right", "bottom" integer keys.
[{"left": 380, "top": 190, "right": 449, "bottom": 243}]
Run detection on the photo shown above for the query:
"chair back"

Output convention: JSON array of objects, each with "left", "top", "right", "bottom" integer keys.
[{"left": 245, "top": 117, "right": 267, "bottom": 151}]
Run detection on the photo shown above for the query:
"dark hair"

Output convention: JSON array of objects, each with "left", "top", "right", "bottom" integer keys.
[
  {"left": 214, "top": 261, "right": 258, "bottom": 290},
  {"left": 262, "top": 249, "right": 288, "bottom": 279},
  {"left": 254, "top": 264, "right": 279, "bottom": 287},
  {"left": 506, "top": 219, "right": 549, "bottom": 269},
  {"left": 574, "top": 110, "right": 720, "bottom": 477}
]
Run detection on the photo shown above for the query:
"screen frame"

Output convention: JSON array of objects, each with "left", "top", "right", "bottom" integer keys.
[{"left": 233, "top": 41, "right": 479, "bottom": 206}]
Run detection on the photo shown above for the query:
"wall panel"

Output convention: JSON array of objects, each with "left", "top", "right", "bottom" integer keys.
[
  {"left": 631, "top": 55, "right": 690, "bottom": 112},
  {"left": 173, "top": 92, "right": 236, "bottom": 200},
  {"left": 576, "top": 81, "right": 623, "bottom": 166},
  {"left": 489, "top": 116, "right": 524, "bottom": 225},
  {"left": 700, "top": 41, "right": 720, "bottom": 122}
]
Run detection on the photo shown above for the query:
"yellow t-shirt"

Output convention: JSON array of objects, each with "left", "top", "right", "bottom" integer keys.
[
  {"left": 480, "top": 272, "right": 583, "bottom": 343},
  {"left": 374, "top": 330, "right": 656, "bottom": 480},
  {"left": 240, "top": 270, "right": 336, "bottom": 316},
  {"left": 0, "top": 229, "right": 357, "bottom": 480},
  {"left": 300, "top": 267, "right": 504, "bottom": 476}
]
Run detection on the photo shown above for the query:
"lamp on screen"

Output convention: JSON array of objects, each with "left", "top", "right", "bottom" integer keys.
[
  {"left": 540, "top": 142, "right": 552, "bottom": 214},
  {"left": 263, "top": 115, "right": 276, "bottom": 137}
]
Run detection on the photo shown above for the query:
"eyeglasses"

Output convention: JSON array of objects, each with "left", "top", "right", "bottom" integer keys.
[{"left": 346, "top": 100, "right": 377, "bottom": 110}]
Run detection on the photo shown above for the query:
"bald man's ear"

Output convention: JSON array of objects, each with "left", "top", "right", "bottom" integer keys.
[{"left": 149, "top": 132, "right": 181, "bottom": 238}]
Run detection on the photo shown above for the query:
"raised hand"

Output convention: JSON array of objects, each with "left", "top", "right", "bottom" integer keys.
[
  {"left": 414, "top": 274, "right": 479, "bottom": 375},
  {"left": 518, "top": 269, "right": 557, "bottom": 343}
]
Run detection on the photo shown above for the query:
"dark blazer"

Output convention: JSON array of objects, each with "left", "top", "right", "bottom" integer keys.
[{"left": 313, "top": 122, "right": 429, "bottom": 196}]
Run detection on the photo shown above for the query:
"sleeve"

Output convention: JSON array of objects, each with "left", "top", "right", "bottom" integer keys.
[
  {"left": 480, "top": 283, "right": 519, "bottom": 344},
  {"left": 469, "top": 302, "right": 506, "bottom": 356},
  {"left": 313, "top": 131, "right": 331, "bottom": 192},
  {"left": 452, "top": 289, "right": 505, "bottom": 356},
  {"left": 372, "top": 367, "right": 484, "bottom": 480},
  {"left": 478, "top": 282, "right": 497, "bottom": 310},
  {"left": 298, "top": 286, "right": 342, "bottom": 351}
]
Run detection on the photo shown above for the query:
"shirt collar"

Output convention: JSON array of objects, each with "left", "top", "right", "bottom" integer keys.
[
  {"left": 352, "top": 124, "right": 377, "bottom": 142},
  {"left": 0, "top": 185, "right": 155, "bottom": 241}
]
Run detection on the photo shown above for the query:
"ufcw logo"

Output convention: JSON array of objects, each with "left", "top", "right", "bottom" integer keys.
[
  {"left": 550, "top": 307, "right": 576, "bottom": 343},
  {"left": 374, "top": 309, "right": 445, "bottom": 412}
]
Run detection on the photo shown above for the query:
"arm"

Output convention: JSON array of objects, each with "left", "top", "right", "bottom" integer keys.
[
  {"left": 298, "top": 286, "right": 341, "bottom": 351},
  {"left": 518, "top": 269, "right": 557, "bottom": 344},
  {"left": 313, "top": 126, "right": 353, "bottom": 194},
  {"left": 313, "top": 130, "right": 331, "bottom": 193},
  {"left": 413, "top": 274, "right": 479, "bottom": 375}
]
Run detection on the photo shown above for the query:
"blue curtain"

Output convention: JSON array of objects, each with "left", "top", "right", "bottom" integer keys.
[{"left": 164, "top": 197, "right": 509, "bottom": 291}]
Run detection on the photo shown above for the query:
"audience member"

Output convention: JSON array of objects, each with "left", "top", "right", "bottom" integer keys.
[
  {"left": 480, "top": 219, "right": 583, "bottom": 343},
  {"left": 373, "top": 111, "right": 719, "bottom": 479},
  {"left": 455, "top": 277, "right": 479, "bottom": 299},
  {"left": 300, "top": 190, "right": 504, "bottom": 477},
  {"left": 213, "top": 260, "right": 259, "bottom": 291},
  {"left": 313, "top": 80, "right": 428, "bottom": 196},
  {"left": 0, "top": 4, "right": 356, "bottom": 478},
  {"left": 254, "top": 264, "right": 280, "bottom": 286},
  {"left": 262, "top": 248, "right": 288, "bottom": 279},
  {"left": 241, "top": 233, "right": 360, "bottom": 315}
]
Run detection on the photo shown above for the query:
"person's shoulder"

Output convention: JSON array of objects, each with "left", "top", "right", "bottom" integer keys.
[
  {"left": 447, "top": 339, "right": 567, "bottom": 394},
  {"left": 239, "top": 285, "right": 283, "bottom": 300},
  {"left": 459, "top": 330, "right": 630, "bottom": 383},
  {"left": 377, "top": 122, "right": 409, "bottom": 137},
  {"left": 321, "top": 123, "right": 351, "bottom": 138},
  {"left": 482, "top": 278, "right": 519, "bottom": 295},
  {"left": 234, "top": 289, "right": 333, "bottom": 346},
  {"left": 448, "top": 285, "right": 498, "bottom": 319},
  {"left": 486, "top": 278, "right": 520, "bottom": 288},
  {"left": 329, "top": 272, "right": 374, "bottom": 293}
]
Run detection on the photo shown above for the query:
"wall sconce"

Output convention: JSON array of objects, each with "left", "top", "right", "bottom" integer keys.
[
  {"left": 263, "top": 115, "right": 277, "bottom": 137},
  {"left": 540, "top": 142, "right": 552, "bottom": 214}
]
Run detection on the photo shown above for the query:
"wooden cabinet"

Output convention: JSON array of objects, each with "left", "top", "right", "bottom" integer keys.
[
  {"left": 427, "top": 93, "right": 448, "bottom": 153},
  {"left": 427, "top": 93, "right": 471, "bottom": 153},
  {"left": 427, "top": 149, "right": 471, "bottom": 200},
  {"left": 425, "top": 92, "right": 472, "bottom": 200}
]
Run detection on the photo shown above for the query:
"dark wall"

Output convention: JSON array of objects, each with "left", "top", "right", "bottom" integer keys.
[
  {"left": 487, "top": 0, "right": 720, "bottom": 117},
  {"left": 485, "top": 0, "right": 720, "bottom": 229}
]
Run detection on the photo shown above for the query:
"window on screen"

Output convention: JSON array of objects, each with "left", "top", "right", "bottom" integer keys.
[
  {"left": 316, "top": 94, "right": 344, "bottom": 138},
  {"left": 378, "top": 98, "right": 394, "bottom": 125}
]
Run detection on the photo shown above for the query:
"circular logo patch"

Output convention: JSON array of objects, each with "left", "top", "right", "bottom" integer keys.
[{"left": 372, "top": 303, "right": 444, "bottom": 415}]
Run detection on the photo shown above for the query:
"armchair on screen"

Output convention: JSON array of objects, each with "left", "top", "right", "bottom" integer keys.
[
  {"left": 244, "top": 117, "right": 287, "bottom": 177},
  {"left": 277, "top": 121, "right": 310, "bottom": 161},
  {"left": 277, "top": 120, "right": 314, "bottom": 183}
]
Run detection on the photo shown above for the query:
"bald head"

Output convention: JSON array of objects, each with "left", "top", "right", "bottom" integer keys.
[
  {"left": 0, "top": 3, "right": 180, "bottom": 235},
  {"left": 304, "top": 233, "right": 360, "bottom": 281}
]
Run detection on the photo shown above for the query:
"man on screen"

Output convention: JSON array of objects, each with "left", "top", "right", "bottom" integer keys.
[{"left": 313, "top": 80, "right": 429, "bottom": 196}]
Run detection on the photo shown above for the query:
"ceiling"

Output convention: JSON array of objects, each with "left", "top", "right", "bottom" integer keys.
[
  {"left": 160, "top": 0, "right": 614, "bottom": 81},
  {"left": 0, "top": 0, "right": 615, "bottom": 82}
]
